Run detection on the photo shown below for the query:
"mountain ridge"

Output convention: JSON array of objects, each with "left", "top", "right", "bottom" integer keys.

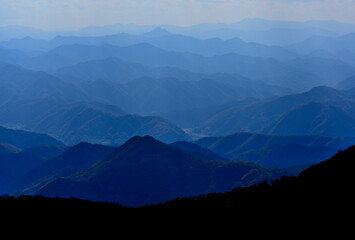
[{"left": 35, "top": 136, "right": 295, "bottom": 207}]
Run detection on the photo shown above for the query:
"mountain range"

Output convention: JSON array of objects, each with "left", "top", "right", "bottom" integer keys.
[
  {"left": 3, "top": 38, "right": 354, "bottom": 91},
  {"left": 1, "top": 18, "right": 355, "bottom": 211},
  {"left": 0, "top": 99, "right": 191, "bottom": 145},
  {"left": 0, "top": 28, "right": 298, "bottom": 60}
]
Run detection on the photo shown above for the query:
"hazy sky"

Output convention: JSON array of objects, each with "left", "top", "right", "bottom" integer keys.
[{"left": 1, "top": 0, "right": 355, "bottom": 29}]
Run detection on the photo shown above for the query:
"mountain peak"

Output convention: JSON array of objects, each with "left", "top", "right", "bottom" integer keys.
[
  {"left": 141, "top": 27, "right": 171, "bottom": 38},
  {"left": 121, "top": 135, "right": 166, "bottom": 149}
]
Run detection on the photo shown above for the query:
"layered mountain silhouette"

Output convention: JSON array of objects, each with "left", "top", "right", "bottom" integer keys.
[
  {"left": 0, "top": 28, "right": 298, "bottom": 60},
  {"left": 0, "top": 62, "right": 293, "bottom": 115},
  {"left": 2, "top": 18, "right": 355, "bottom": 214},
  {"left": 0, "top": 100, "right": 190, "bottom": 145},
  {"left": 34, "top": 136, "right": 294, "bottom": 207},
  {"left": 5, "top": 43, "right": 323, "bottom": 91}
]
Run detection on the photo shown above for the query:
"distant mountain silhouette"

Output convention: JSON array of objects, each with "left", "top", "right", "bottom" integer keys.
[
  {"left": 35, "top": 136, "right": 294, "bottom": 207},
  {"left": 1, "top": 29, "right": 296, "bottom": 60},
  {"left": 13, "top": 43, "right": 320, "bottom": 91}
]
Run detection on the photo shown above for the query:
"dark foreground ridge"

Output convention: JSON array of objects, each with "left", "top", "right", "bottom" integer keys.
[{"left": 1, "top": 144, "right": 354, "bottom": 216}]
